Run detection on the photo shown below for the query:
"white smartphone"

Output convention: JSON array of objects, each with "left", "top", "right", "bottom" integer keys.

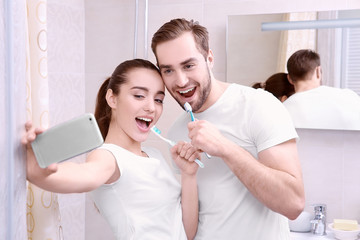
[{"left": 31, "top": 113, "right": 104, "bottom": 168}]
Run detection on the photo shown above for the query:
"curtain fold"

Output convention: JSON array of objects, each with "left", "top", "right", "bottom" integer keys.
[
  {"left": 25, "top": 0, "right": 63, "bottom": 239},
  {"left": 276, "top": 12, "right": 317, "bottom": 72}
]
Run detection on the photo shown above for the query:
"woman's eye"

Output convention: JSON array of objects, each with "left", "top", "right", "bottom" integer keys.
[
  {"left": 155, "top": 99, "right": 163, "bottom": 104},
  {"left": 134, "top": 95, "right": 144, "bottom": 99}
]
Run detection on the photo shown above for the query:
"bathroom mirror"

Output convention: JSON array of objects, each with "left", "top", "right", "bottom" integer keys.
[{"left": 226, "top": 9, "right": 360, "bottom": 130}]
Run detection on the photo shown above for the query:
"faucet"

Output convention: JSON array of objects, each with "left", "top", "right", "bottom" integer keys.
[{"left": 310, "top": 204, "right": 327, "bottom": 235}]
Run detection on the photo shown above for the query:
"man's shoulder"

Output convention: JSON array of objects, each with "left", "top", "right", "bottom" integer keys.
[{"left": 226, "top": 83, "right": 271, "bottom": 99}]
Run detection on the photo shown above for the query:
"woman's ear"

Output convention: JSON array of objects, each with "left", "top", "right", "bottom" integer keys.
[
  {"left": 105, "top": 89, "right": 117, "bottom": 109},
  {"left": 280, "top": 95, "right": 288, "bottom": 103}
]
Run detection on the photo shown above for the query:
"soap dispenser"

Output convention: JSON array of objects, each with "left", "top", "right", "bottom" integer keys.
[{"left": 310, "top": 204, "right": 327, "bottom": 235}]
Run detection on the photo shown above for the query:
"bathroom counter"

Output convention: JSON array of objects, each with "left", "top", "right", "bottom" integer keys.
[{"left": 290, "top": 231, "right": 334, "bottom": 239}]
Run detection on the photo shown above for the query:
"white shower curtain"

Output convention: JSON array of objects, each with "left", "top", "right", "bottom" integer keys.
[
  {"left": 276, "top": 12, "right": 317, "bottom": 72},
  {"left": 25, "top": 0, "right": 63, "bottom": 239}
]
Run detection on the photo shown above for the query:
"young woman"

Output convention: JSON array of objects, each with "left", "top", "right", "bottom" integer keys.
[
  {"left": 252, "top": 72, "right": 295, "bottom": 102},
  {"left": 22, "top": 59, "right": 199, "bottom": 240}
]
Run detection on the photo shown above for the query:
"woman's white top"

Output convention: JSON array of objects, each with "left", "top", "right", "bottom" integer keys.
[{"left": 91, "top": 143, "right": 186, "bottom": 240}]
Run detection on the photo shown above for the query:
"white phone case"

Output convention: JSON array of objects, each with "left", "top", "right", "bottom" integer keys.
[{"left": 31, "top": 113, "right": 104, "bottom": 168}]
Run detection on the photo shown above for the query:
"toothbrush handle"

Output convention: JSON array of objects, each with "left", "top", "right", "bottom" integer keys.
[
  {"left": 189, "top": 111, "right": 195, "bottom": 121},
  {"left": 188, "top": 111, "right": 211, "bottom": 159},
  {"left": 195, "top": 159, "right": 204, "bottom": 168}
]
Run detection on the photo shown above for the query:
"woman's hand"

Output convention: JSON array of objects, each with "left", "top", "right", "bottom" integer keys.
[
  {"left": 21, "top": 121, "right": 58, "bottom": 181},
  {"left": 170, "top": 141, "right": 200, "bottom": 176}
]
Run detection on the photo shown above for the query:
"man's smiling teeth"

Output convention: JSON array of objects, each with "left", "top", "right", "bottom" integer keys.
[{"left": 179, "top": 87, "right": 194, "bottom": 94}]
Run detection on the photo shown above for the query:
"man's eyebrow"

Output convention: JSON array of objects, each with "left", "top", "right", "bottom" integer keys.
[
  {"left": 158, "top": 57, "right": 198, "bottom": 70},
  {"left": 158, "top": 64, "right": 171, "bottom": 70},
  {"left": 180, "top": 57, "right": 197, "bottom": 66}
]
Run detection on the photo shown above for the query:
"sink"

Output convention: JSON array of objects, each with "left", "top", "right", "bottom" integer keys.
[{"left": 290, "top": 230, "right": 334, "bottom": 239}]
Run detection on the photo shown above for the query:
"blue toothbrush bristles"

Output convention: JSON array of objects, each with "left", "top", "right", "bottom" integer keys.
[
  {"left": 184, "top": 102, "right": 195, "bottom": 121},
  {"left": 184, "top": 102, "right": 192, "bottom": 112},
  {"left": 152, "top": 126, "right": 161, "bottom": 134}
]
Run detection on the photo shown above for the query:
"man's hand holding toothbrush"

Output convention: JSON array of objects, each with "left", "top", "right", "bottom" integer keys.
[{"left": 187, "top": 119, "right": 231, "bottom": 158}]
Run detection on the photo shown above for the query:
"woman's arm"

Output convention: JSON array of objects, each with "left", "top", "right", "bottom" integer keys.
[
  {"left": 171, "top": 142, "right": 199, "bottom": 240},
  {"left": 23, "top": 121, "right": 117, "bottom": 193},
  {"left": 180, "top": 172, "right": 198, "bottom": 240}
]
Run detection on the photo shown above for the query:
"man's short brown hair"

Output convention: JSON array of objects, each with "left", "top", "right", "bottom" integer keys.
[{"left": 151, "top": 18, "right": 209, "bottom": 61}]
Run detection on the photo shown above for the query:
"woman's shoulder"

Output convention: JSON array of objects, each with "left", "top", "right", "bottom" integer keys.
[{"left": 89, "top": 143, "right": 132, "bottom": 162}]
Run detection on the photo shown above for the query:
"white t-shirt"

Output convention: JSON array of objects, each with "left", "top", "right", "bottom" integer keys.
[
  {"left": 168, "top": 84, "right": 298, "bottom": 240},
  {"left": 283, "top": 86, "right": 360, "bottom": 130},
  {"left": 91, "top": 144, "right": 187, "bottom": 240}
]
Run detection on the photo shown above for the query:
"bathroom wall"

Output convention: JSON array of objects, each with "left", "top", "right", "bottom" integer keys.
[
  {"left": 297, "top": 129, "right": 360, "bottom": 223},
  {"left": 84, "top": 0, "right": 360, "bottom": 239}
]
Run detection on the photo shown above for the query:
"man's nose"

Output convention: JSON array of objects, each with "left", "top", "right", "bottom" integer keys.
[{"left": 175, "top": 71, "right": 189, "bottom": 87}]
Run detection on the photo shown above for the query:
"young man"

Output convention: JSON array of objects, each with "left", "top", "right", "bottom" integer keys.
[
  {"left": 151, "top": 18, "right": 305, "bottom": 239},
  {"left": 285, "top": 49, "right": 360, "bottom": 130}
]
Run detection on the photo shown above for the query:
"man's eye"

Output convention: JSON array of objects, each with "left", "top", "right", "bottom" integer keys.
[
  {"left": 184, "top": 64, "right": 194, "bottom": 69},
  {"left": 162, "top": 69, "right": 172, "bottom": 74},
  {"left": 134, "top": 95, "right": 144, "bottom": 99}
]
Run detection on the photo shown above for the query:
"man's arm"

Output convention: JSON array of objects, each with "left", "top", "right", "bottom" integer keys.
[
  {"left": 187, "top": 120, "right": 305, "bottom": 220},
  {"left": 222, "top": 138, "right": 304, "bottom": 220}
]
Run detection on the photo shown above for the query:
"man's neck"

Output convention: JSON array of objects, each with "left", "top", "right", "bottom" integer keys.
[
  {"left": 197, "top": 78, "right": 229, "bottom": 113},
  {"left": 294, "top": 79, "right": 321, "bottom": 93}
]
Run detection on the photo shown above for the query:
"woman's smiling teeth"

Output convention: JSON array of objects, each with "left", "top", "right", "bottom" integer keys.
[{"left": 136, "top": 117, "right": 152, "bottom": 129}]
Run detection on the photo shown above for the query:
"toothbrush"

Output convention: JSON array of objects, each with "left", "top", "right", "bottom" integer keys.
[
  {"left": 151, "top": 126, "right": 204, "bottom": 168},
  {"left": 184, "top": 102, "right": 212, "bottom": 159},
  {"left": 184, "top": 102, "right": 196, "bottom": 121}
]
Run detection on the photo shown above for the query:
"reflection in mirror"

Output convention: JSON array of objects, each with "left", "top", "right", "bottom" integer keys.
[{"left": 227, "top": 9, "right": 360, "bottom": 130}]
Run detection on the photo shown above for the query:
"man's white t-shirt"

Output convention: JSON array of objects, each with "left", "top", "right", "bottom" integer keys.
[
  {"left": 283, "top": 86, "right": 360, "bottom": 130},
  {"left": 91, "top": 144, "right": 187, "bottom": 240},
  {"left": 168, "top": 84, "right": 298, "bottom": 240}
]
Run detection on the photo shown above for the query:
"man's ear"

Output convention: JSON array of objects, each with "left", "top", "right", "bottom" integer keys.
[
  {"left": 287, "top": 74, "right": 294, "bottom": 85},
  {"left": 105, "top": 89, "right": 116, "bottom": 109},
  {"left": 316, "top": 66, "right": 322, "bottom": 79},
  {"left": 207, "top": 49, "right": 214, "bottom": 68}
]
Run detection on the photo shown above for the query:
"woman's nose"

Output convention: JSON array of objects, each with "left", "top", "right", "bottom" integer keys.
[{"left": 144, "top": 99, "right": 155, "bottom": 112}]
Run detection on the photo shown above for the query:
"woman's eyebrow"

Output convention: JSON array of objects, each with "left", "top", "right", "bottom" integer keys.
[
  {"left": 131, "top": 86, "right": 165, "bottom": 96},
  {"left": 130, "top": 86, "right": 148, "bottom": 91}
]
